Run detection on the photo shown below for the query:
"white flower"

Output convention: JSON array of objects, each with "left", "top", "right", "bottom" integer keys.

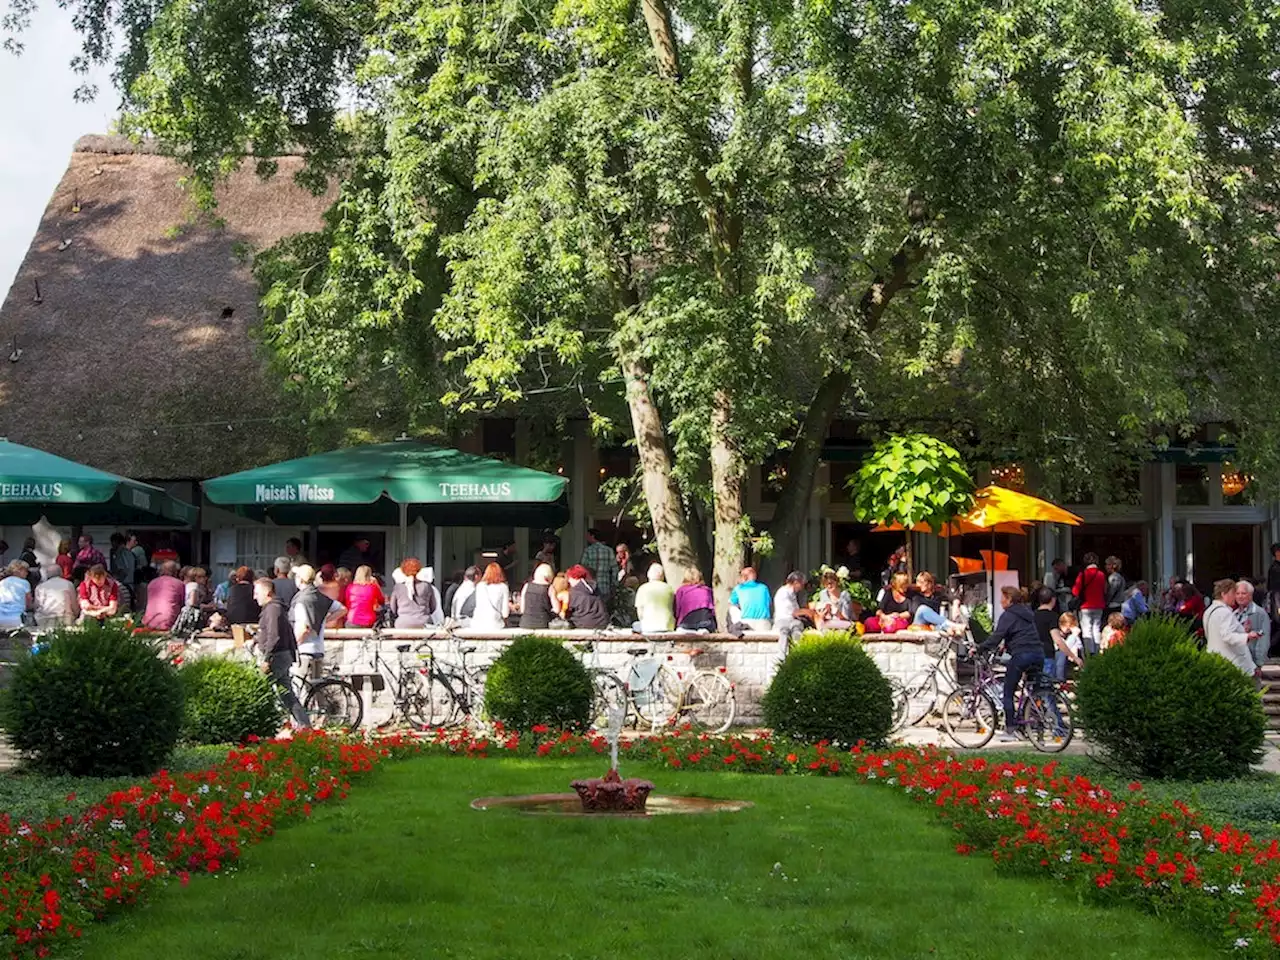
[
  {"left": 199, "top": 785, "right": 210, "bottom": 794},
  {"left": 1036, "top": 789, "right": 1048, "bottom": 799},
  {"left": 1234, "top": 938, "right": 1250, "bottom": 949},
  {"left": 1059, "top": 850, "right": 1072, "bottom": 863},
  {"left": 171, "top": 812, "right": 185, "bottom": 824},
  {"left": 109, "top": 819, "right": 126, "bottom": 830},
  {"left": 836, "top": 566, "right": 850, "bottom": 580},
  {"left": 1229, "top": 883, "right": 1246, "bottom": 896},
  {"left": 243, "top": 791, "right": 252, "bottom": 799},
  {"left": 1189, "top": 831, "right": 1202, "bottom": 841}
]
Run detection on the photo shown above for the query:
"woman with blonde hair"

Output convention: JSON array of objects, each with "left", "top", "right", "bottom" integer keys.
[
  {"left": 519, "top": 563, "right": 556, "bottom": 630},
  {"left": 471, "top": 562, "right": 511, "bottom": 630},
  {"left": 346, "top": 564, "right": 385, "bottom": 628},
  {"left": 878, "top": 571, "right": 913, "bottom": 615},
  {"left": 674, "top": 568, "right": 716, "bottom": 631},
  {"left": 550, "top": 574, "right": 571, "bottom": 620}
]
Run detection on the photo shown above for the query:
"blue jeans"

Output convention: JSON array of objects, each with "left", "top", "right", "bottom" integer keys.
[
  {"left": 912, "top": 606, "right": 948, "bottom": 628},
  {"left": 1004, "top": 650, "right": 1043, "bottom": 726}
]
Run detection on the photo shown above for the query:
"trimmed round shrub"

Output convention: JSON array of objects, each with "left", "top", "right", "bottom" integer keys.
[
  {"left": 484, "top": 636, "right": 592, "bottom": 731},
  {"left": 763, "top": 637, "right": 893, "bottom": 746},
  {"left": 180, "top": 656, "right": 282, "bottom": 745},
  {"left": 1075, "top": 614, "right": 1266, "bottom": 780},
  {"left": 0, "top": 621, "right": 183, "bottom": 776}
]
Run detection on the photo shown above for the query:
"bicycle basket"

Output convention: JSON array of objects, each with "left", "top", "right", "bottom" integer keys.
[{"left": 626, "top": 659, "right": 662, "bottom": 706}]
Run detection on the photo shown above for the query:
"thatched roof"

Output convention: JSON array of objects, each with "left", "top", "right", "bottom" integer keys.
[{"left": 0, "top": 135, "right": 336, "bottom": 480}]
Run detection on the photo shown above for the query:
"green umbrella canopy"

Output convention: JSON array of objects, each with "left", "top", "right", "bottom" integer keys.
[
  {"left": 0, "top": 439, "right": 197, "bottom": 526},
  {"left": 202, "top": 441, "right": 570, "bottom": 527}
]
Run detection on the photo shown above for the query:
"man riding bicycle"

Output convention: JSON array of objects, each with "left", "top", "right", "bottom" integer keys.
[{"left": 975, "top": 585, "right": 1045, "bottom": 742}]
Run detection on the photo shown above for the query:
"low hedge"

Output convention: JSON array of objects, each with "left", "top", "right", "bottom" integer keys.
[
  {"left": 484, "top": 635, "right": 592, "bottom": 731},
  {"left": 763, "top": 636, "right": 893, "bottom": 746},
  {"left": 180, "top": 656, "right": 283, "bottom": 745}
]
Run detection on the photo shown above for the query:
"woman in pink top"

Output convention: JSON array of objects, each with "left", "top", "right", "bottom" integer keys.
[{"left": 346, "top": 565, "right": 385, "bottom": 628}]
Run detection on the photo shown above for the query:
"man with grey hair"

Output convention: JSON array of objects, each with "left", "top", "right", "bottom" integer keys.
[
  {"left": 634, "top": 563, "right": 675, "bottom": 632},
  {"left": 272, "top": 557, "right": 298, "bottom": 605},
  {"left": 33, "top": 563, "right": 78, "bottom": 628},
  {"left": 773, "top": 571, "right": 809, "bottom": 665},
  {"left": 1235, "top": 580, "right": 1271, "bottom": 670}
]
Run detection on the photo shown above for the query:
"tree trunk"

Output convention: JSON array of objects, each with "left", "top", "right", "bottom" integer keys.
[
  {"left": 762, "top": 232, "right": 929, "bottom": 584},
  {"left": 621, "top": 353, "right": 699, "bottom": 587},
  {"left": 758, "top": 369, "right": 851, "bottom": 587},
  {"left": 710, "top": 389, "right": 747, "bottom": 624}
]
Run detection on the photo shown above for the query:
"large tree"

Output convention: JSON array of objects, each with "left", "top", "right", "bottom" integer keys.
[{"left": 15, "top": 0, "right": 1280, "bottom": 608}]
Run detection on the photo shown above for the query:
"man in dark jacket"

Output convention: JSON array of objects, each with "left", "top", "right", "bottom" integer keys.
[
  {"left": 254, "top": 578, "right": 310, "bottom": 730},
  {"left": 977, "top": 586, "right": 1044, "bottom": 742}
]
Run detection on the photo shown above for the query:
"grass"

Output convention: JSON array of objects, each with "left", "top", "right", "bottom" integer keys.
[
  {"left": 69, "top": 755, "right": 1220, "bottom": 960},
  {"left": 0, "top": 745, "right": 230, "bottom": 824}
]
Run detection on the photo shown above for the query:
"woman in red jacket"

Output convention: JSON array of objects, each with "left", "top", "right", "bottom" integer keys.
[{"left": 1071, "top": 553, "right": 1106, "bottom": 656}]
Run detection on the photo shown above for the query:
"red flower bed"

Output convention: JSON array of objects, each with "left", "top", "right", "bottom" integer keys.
[
  {"left": 0, "top": 731, "right": 421, "bottom": 958},
  {"left": 423, "top": 726, "right": 1280, "bottom": 956}
]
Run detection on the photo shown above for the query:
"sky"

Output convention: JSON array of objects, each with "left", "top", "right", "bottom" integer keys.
[{"left": 0, "top": 6, "right": 115, "bottom": 302}]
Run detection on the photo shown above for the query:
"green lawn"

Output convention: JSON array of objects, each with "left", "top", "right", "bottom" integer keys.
[{"left": 69, "top": 755, "right": 1219, "bottom": 960}]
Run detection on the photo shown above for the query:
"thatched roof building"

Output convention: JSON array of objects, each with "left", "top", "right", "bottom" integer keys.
[{"left": 0, "top": 135, "right": 335, "bottom": 480}]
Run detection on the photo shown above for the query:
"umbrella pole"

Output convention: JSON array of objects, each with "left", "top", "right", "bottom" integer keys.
[{"left": 398, "top": 501, "right": 408, "bottom": 571}]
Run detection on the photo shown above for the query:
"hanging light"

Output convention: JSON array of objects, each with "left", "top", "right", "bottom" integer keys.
[
  {"left": 1221, "top": 465, "right": 1249, "bottom": 498},
  {"left": 991, "top": 463, "right": 1025, "bottom": 490}
]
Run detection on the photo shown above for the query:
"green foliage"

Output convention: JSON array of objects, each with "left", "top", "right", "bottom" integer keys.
[
  {"left": 795, "top": 629, "right": 863, "bottom": 649},
  {"left": 763, "top": 638, "right": 893, "bottom": 746},
  {"left": 1075, "top": 616, "right": 1266, "bottom": 781},
  {"left": 179, "top": 657, "right": 282, "bottom": 745},
  {"left": 0, "top": 622, "right": 183, "bottom": 777},
  {"left": 971, "top": 603, "right": 994, "bottom": 633},
  {"left": 811, "top": 564, "right": 875, "bottom": 612},
  {"left": 852, "top": 434, "right": 974, "bottom": 531},
  {"left": 484, "top": 636, "right": 593, "bottom": 731}
]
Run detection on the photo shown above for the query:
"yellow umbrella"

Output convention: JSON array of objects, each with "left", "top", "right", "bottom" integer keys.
[
  {"left": 872, "top": 518, "right": 1030, "bottom": 537},
  {"left": 962, "top": 485, "right": 1083, "bottom": 527}
]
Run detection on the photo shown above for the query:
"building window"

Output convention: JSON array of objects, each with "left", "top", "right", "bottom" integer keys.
[
  {"left": 481, "top": 418, "right": 516, "bottom": 459},
  {"left": 827, "top": 462, "right": 856, "bottom": 503},
  {"left": 1175, "top": 465, "right": 1209, "bottom": 506}
]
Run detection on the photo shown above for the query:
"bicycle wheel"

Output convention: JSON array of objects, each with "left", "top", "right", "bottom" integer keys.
[
  {"left": 397, "top": 668, "right": 435, "bottom": 730},
  {"left": 899, "top": 669, "right": 940, "bottom": 727},
  {"left": 424, "top": 670, "right": 462, "bottom": 728},
  {"left": 941, "top": 687, "right": 997, "bottom": 749},
  {"left": 887, "top": 677, "right": 910, "bottom": 732},
  {"left": 632, "top": 663, "right": 682, "bottom": 729},
  {"left": 304, "top": 678, "right": 364, "bottom": 731},
  {"left": 1019, "top": 685, "right": 1074, "bottom": 753},
  {"left": 682, "top": 671, "right": 736, "bottom": 734},
  {"left": 590, "top": 672, "right": 626, "bottom": 730}
]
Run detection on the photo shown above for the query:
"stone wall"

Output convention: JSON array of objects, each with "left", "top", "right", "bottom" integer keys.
[{"left": 190, "top": 629, "right": 943, "bottom": 727}]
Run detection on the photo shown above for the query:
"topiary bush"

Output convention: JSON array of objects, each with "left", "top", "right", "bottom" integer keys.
[
  {"left": 484, "top": 636, "right": 592, "bottom": 731},
  {"left": 180, "top": 656, "right": 282, "bottom": 745},
  {"left": 763, "top": 637, "right": 894, "bottom": 746},
  {"left": 1075, "top": 614, "right": 1266, "bottom": 780},
  {"left": 0, "top": 621, "right": 183, "bottom": 776}
]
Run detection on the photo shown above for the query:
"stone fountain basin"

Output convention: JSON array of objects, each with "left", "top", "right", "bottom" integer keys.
[{"left": 470, "top": 794, "right": 754, "bottom": 817}]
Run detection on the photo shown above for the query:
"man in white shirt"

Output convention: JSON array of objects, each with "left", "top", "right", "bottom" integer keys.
[
  {"left": 1204, "top": 578, "right": 1258, "bottom": 679},
  {"left": 772, "top": 571, "right": 808, "bottom": 665},
  {"left": 291, "top": 565, "right": 345, "bottom": 680},
  {"left": 33, "top": 564, "right": 79, "bottom": 629}
]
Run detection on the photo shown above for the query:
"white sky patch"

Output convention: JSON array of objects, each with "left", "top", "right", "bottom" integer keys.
[{"left": 0, "top": 5, "right": 115, "bottom": 301}]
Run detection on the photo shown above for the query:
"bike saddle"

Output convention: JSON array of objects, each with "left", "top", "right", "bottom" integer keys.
[
  {"left": 460, "top": 645, "right": 478, "bottom": 655},
  {"left": 626, "top": 647, "right": 649, "bottom": 657},
  {"left": 395, "top": 644, "right": 411, "bottom": 653}
]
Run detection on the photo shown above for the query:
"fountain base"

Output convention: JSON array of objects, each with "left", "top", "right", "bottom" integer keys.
[{"left": 570, "top": 768, "right": 654, "bottom": 813}]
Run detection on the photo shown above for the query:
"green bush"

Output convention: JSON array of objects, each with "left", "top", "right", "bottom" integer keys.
[
  {"left": 763, "top": 637, "right": 894, "bottom": 746},
  {"left": 0, "top": 621, "right": 183, "bottom": 776},
  {"left": 484, "top": 636, "right": 592, "bottom": 731},
  {"left": 180, "top": 657, "right": 282, "bottom": 745},
  {"left": 796, "top": 629, "right": 863, "bottom": 648},
  {"left": 1075, "top": 615, "right": 1266, "bottom": 780}
]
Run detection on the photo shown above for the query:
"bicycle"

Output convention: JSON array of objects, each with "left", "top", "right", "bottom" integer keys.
[
  {"left": 940, "top": 650, "right": 1072, "bottom": 752},
  {"left": 574, "top": 641, "right": 627, "bottom": 730},
  {"left": 618, "top": 641, "right": 737, "bottom": 733},
  {"left": 891, "top": 633, "right": 965, "bottom": 730},
  {"left": 416, "top": 639, "right": 497, "bottom": 730},
  {"left": 289, "top": 659, "right": 363, "bottom": 731},
  {"left": 341, "top": 632, "right": 441, "bottom": 729}
]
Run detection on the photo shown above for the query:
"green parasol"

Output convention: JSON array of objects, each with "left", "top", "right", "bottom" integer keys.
[{"left": 0, "top": 439, "right": 197, "bottom": 526}]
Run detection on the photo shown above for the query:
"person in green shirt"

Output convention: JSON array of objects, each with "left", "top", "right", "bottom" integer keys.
[{"left": 634, "top": 563, "right": 676, "bottom": 633}]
